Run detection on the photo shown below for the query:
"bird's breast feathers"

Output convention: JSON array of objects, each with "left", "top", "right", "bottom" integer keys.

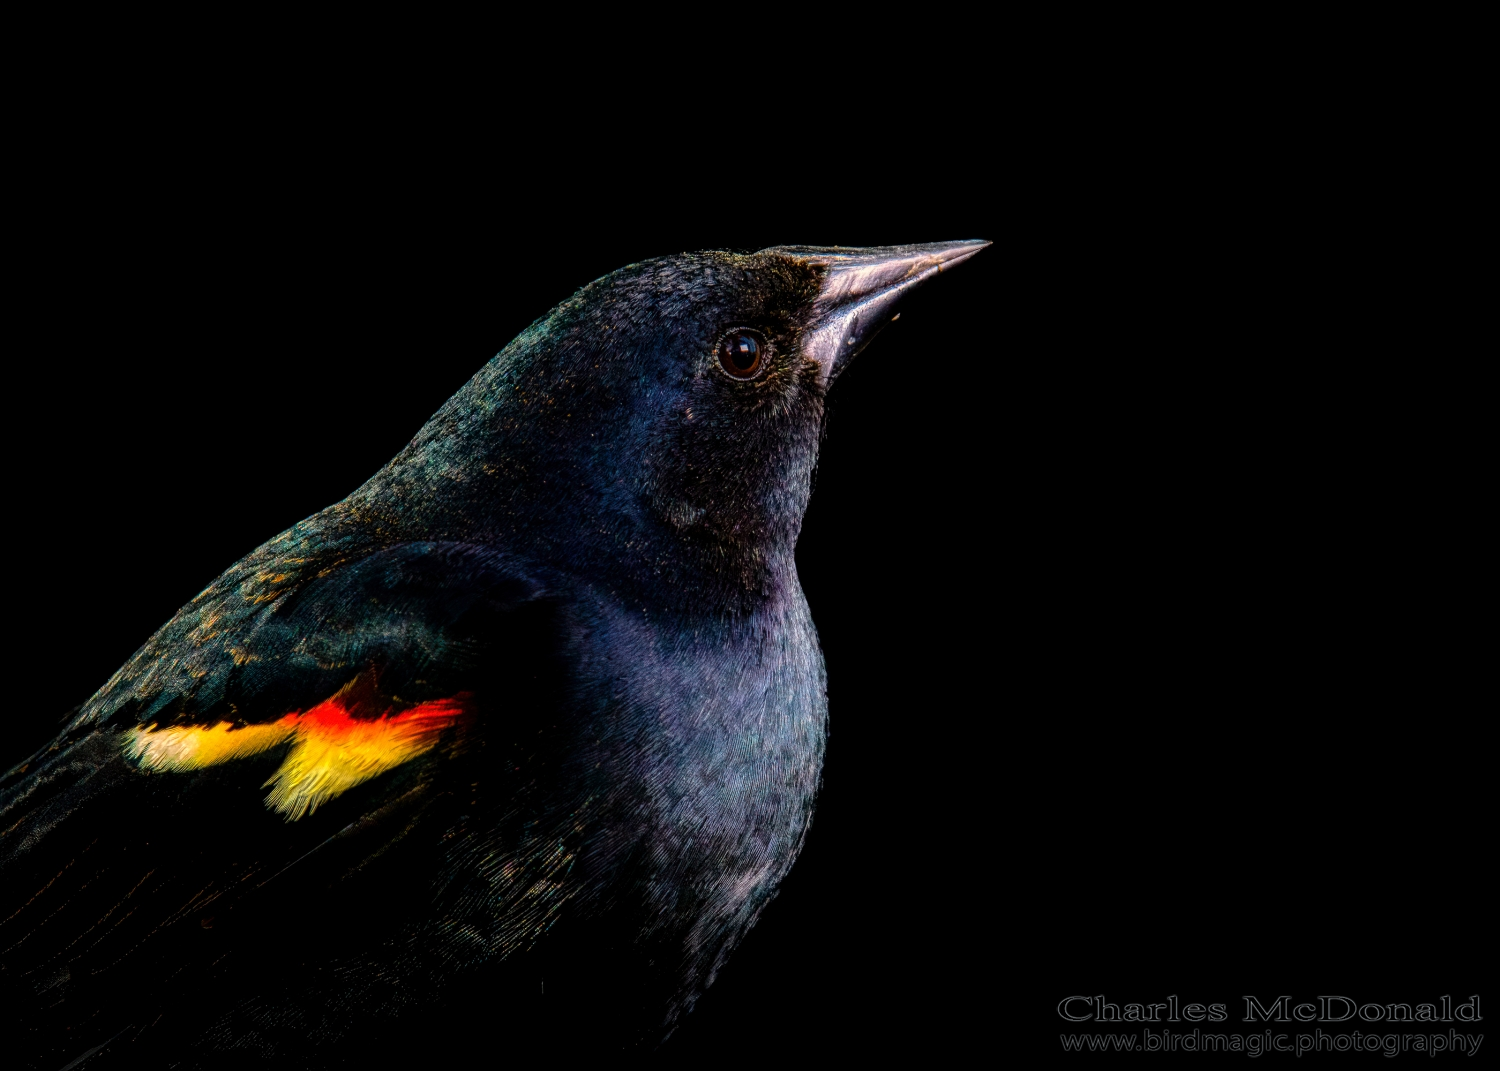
[{"left": 125, "top": 679, "right": 472, "bottom": 820}]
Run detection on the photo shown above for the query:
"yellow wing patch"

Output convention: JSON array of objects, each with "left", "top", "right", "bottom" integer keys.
[
  {"left": 126, "top": 687, "right": 470, "bottom": 820},
  {"left": 126, "top": 719, "right": 295, "bottom": 770}
]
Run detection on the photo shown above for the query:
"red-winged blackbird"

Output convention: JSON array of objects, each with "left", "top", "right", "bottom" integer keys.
[{"left": 1, "top": 241, "right": 986, "bottom": 1068}]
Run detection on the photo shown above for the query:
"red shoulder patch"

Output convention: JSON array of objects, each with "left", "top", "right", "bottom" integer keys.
[{"left": 127, "top": 678, "right": 472, "bottom": 820}]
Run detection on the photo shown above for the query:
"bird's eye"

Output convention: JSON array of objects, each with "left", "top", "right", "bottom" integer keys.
[{"left": 717, "top": 329, "right": 766, "bottom": 379}]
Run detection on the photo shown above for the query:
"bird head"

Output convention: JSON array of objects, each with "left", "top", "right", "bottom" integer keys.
[{"left": 365, "top": 241, "right": 988, "bottom": 610}]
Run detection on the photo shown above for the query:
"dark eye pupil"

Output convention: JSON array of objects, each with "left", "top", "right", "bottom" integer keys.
[
  {"left": 719, "top": 331, "right": 764, "bottom": 377},
  {"left": 730, "top": 335, "right": 757, "bottom": 369}
]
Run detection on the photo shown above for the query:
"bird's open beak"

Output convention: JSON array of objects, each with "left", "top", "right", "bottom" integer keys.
[{"left": 766, "top": 240, "right": 990, "bottom": 384}]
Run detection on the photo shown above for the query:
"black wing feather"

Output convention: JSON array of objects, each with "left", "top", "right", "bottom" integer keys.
[{"left": 0, "top": 538, "right": 565, "bottom": 1069}]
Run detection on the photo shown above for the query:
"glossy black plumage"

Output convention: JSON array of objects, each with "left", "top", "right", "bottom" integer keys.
[{"left": 0, "top": 242, "right": 985, "bottom": 1068}]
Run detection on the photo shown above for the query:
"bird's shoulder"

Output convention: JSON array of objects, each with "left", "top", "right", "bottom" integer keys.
[
  {"left": 88, "top": 532, "right": 545, "bottom": 721},
  {"left": 8, "top": 529, "right": 563, "bottom": 823},
  {"left": 0, "top": 531, "right": 577, "bottom": 1053}
]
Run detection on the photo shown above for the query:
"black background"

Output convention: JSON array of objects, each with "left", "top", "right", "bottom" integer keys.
[{"left": 9, "top": 81, "right": 1484, "bottom": 1063}]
